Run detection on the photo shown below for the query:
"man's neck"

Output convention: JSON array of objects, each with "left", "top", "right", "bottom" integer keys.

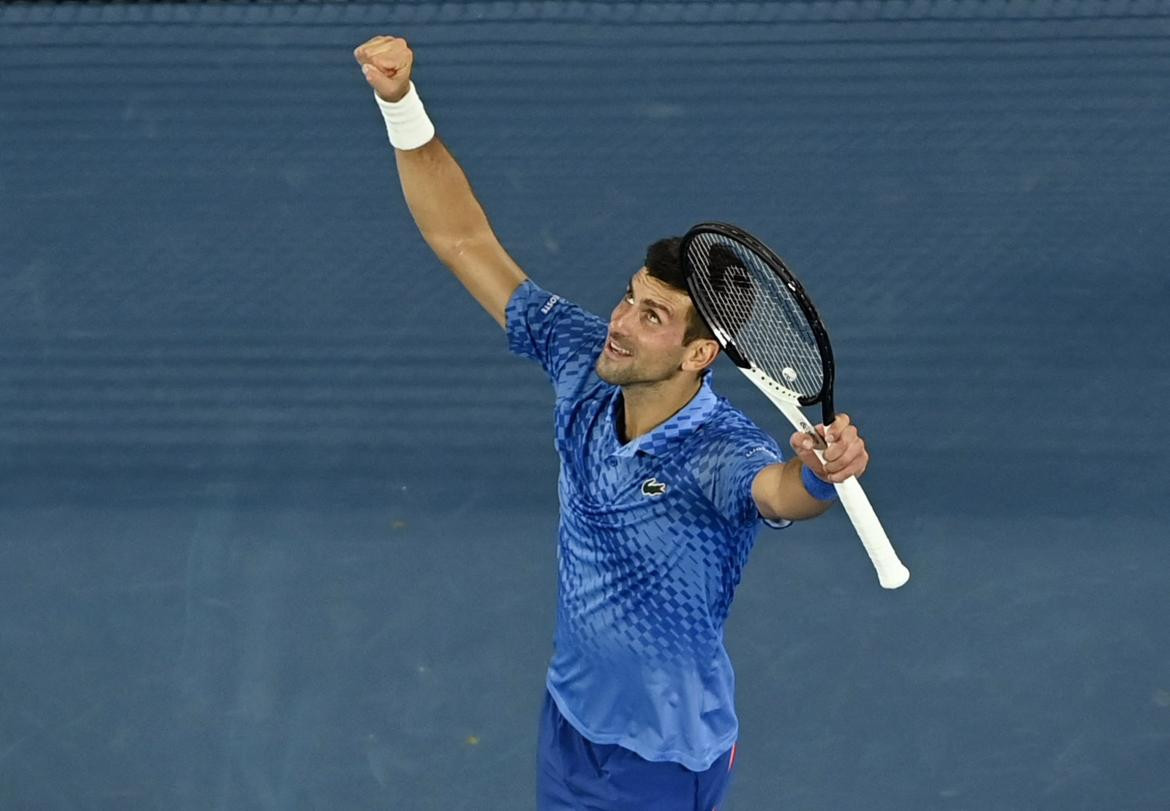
[{"left": 618, "top": 375, "right": 703, "bottom": 443}]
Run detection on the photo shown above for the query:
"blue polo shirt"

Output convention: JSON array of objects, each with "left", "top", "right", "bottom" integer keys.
[{"left": 506, "top": 280, "right": 787, "bottom": 772}]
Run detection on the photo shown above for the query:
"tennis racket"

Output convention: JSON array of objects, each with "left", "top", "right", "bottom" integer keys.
[{"left": 681, "top": 222, "right": 909, "bottom": 589}]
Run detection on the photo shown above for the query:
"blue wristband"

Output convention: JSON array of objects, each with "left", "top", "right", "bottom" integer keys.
[{"left": 801, "top": 465, "right": 839, "bottom": 501}]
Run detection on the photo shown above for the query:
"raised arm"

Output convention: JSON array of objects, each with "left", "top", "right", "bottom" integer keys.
[{"left": 354, "top": 36, "right": 527, "bottom": 328}]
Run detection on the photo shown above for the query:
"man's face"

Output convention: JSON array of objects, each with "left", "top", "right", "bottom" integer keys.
[{"left": 595, "top": 268, "right": 700, "bottom": 387}]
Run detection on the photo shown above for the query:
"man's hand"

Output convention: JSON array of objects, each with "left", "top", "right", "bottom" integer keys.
[
  {"left": 354, "top": 36, "right": 414, "bottom": 102},
  {"left": 789, "top": 413, "right": 869, "bottom": 484}
]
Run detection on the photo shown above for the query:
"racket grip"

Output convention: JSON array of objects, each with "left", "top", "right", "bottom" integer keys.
[{"left": 833, "top": 476, "right": 910, "bottom": 589}]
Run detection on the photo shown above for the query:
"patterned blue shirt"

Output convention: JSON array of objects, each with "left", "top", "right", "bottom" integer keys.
[{"left": 506, "top": 280, "right": 787, "bottom": 771}]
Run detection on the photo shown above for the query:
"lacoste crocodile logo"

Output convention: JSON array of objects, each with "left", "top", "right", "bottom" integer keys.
[{"left": 641, "top": 478, "right": 668, "bottom": 497}]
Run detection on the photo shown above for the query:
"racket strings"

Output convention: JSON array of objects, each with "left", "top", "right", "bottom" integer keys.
[{"left": 686, "top": 233, "right": 824, "bottom": 399}]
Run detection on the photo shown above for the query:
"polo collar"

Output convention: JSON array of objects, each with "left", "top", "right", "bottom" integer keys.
[{"left": 609, "top": 375, "right": 718, "bottom": 458}]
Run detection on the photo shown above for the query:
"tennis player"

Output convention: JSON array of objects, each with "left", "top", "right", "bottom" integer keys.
[{"left": 355, "top": 36, "right": 871, "bottom": 811}]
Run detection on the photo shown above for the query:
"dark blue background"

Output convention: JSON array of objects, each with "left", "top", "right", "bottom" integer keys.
[{"left": 1, "top": 2, "right": 1168, "bottom": 808}]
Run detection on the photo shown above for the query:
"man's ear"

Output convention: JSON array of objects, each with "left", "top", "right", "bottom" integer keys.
[{"left": 682, "top": 339, "right": 720, "bottom": 373}]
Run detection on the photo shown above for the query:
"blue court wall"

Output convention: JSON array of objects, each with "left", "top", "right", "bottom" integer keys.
[{"left": 1, "top": 2, "right": 1168, "bottom": 809}]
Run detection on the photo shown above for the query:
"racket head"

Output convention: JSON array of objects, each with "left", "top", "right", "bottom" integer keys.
[{"left": 680, "top": 222, "right": 835, "bottom": 413}]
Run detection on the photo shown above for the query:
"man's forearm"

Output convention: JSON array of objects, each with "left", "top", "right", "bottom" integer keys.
[
  {"left": 392, "top": 136, "right": 525, "bottom": 325},
  {"left": 395, "top": 138, "right": 495, "bottom": 261},
  {"left": 752, "top": 459, "right": 836, "bottom": 522}
]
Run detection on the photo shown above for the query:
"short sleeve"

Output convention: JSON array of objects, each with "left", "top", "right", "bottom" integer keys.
[
  {"left": 700, "top": 431, "right": 789, "bottom": 529},
  {"left": 506, "top": 280, "right": 607, "bottom": 389}
]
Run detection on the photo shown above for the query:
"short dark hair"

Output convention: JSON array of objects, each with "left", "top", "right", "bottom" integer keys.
[{"left": 643, "top": 237, "right": 715, "bottom": 344}]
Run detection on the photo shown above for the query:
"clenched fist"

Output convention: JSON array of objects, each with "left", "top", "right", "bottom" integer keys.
[{"left": 354, "top": 36, "right": 415, "bottom": 102}]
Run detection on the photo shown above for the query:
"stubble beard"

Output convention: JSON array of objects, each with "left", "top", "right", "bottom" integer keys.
[
  {"left": 596, "top": 354, "right": 681, "bottom": 388},
  {"left": 595, "top": 355, "right": 639, "bottom": 386}
]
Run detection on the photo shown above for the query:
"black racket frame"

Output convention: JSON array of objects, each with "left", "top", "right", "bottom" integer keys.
[{"left": 681, "top": 221, "right": 838, "bottom": 423}]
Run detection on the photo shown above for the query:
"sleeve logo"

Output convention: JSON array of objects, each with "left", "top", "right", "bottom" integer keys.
[{"left": 540, "top": 294, "right": 561, "bottom": 315}]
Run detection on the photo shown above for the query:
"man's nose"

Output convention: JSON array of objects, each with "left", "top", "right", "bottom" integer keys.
[{"left": 609, "top": 304, "right": 634, "bottom": 334}]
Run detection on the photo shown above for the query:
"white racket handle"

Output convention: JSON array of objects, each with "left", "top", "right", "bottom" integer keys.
[
  {"left": 831, "top": 476, "right": 910, "bottom": 589},
  {"left": 769, "top": 396, "right": 910, "bottom": 589}
]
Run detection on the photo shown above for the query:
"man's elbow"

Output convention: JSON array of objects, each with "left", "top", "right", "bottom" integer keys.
[{"left": 756, "top": 492, "right": 833, "bottom": 523}]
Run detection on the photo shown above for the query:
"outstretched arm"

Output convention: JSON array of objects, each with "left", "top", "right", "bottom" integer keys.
[
  {"left": 752, "top": 413, "right": 869, "bottom": 521},
  {"left": 354, "top": 36, "right": 527, "bottom": 328}
]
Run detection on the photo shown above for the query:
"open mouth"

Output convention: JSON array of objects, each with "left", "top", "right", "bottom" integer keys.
[{"left": 605, "top": 338, "right": 632, "bottom": 358}]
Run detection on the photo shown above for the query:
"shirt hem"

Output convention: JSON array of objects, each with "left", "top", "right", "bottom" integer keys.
[{"left": 545, "top": 679, "right": 737, "bottom": 773}]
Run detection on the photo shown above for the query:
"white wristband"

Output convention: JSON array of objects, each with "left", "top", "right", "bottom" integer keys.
[{"left": 374, "top": 82, "right": 435, "bottom": 151}]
